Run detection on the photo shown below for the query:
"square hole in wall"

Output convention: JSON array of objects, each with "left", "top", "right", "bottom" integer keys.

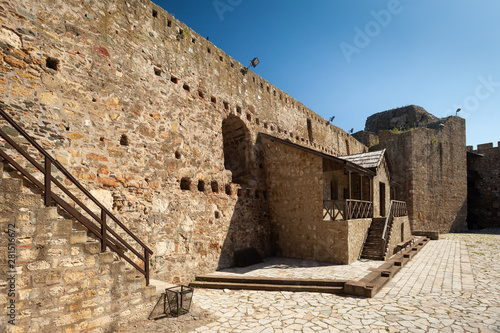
[
  {"left": 167, "top": 19, "right": 172, "bottom": 27},
  {"left": 183, "top": 83, "right": 190, "bottom": 92},
  {"left": 211, "top": 181, "right": 219, "bottom": 193},
  {"left": 171, "top": 76, "right": 178, "bottom": 84},
  {"left": 180, "top": 178, "right": 191, "bottom": 190},
  {"left": 211, "top": 96, "right": 217, "bottom": 103},
  {"left": 152, "top": 9, "right": 158, "bottom": 17}
]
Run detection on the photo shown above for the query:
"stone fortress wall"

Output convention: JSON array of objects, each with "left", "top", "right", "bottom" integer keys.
[
  {"left": 354, "top": 106, "right": 468, "bottom": 233},
  {"left": 0, "top": 0, "right": 366, "bottom": 283},
  {"left": 467, "top": 142, "right": 500, "bottom": 229}
]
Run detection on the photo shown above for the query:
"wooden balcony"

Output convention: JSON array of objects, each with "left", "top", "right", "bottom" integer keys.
[{"left": 323, "top": 199, "right": 373, "bottom": 221}]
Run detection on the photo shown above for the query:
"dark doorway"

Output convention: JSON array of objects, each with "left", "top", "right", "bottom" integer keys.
[
  {"left": 379, "top": 182, "right": 386, "bottom": 217},
  {"left": 222, "top": 115, "right": 250, "bottom": 185}
]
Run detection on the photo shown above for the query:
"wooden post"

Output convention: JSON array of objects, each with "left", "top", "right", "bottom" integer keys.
[
  {"left": 44, "top": 157, "right": 52, "bottom": 206},
  {"left": 347, "top": 171, "right": 352, "bottom": 219},
  {"left": 101, "top": 210, "right": 107, "bottom": 252},
  {"left": 145, "top": 249, "right": 150, "bottom": 286}
]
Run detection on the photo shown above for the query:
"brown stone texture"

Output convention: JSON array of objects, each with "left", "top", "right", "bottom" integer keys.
[
  {"left": 0, "top": 0, "right": 366, "bottom": 287},
  {"left": 385, "top": 216, "right": 412, "bottom": 257},
  {"left": 0, "top": 168, "right": 156, "bottom": 332},
  {"left": 372, "top": 116, "right": 467, "bottom": 233},
  {"left": 467, "top": 142, "right": 500, "bottom": 229}
]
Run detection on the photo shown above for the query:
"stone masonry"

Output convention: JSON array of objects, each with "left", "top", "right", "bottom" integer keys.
[
  {"left": 0, "top": 0, "right": 366, "bottom": 285},
  {"left": 467, "top": 142, "right": 500, "bottom": 229},
  {"left": 354, "top": 106, "right": 467, "bottom": 233}
]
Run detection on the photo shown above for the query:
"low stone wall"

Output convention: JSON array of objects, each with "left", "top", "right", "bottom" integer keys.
[{"left": 385, "top": 216, "right": 412, "bottom": 258}]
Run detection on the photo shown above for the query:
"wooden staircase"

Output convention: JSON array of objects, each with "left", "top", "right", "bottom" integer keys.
[{"left": 361, "top": 217, "right": 387, "bottom": 260}]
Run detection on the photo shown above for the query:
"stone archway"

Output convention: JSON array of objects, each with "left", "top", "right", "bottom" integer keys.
[{"left": 222, "top": 115, "right": 251, "bottom": 185}]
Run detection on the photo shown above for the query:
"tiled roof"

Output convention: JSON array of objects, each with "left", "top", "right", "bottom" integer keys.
[{"left": 340, "top": 149, "right": 385, "bottom": 169}]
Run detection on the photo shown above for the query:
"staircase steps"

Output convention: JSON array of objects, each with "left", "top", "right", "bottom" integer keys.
[
  {"left": 190, "top": 275, "right": 345, "bottom": 294},
  {"left": 361, "top": 217, "right": 387, "bottom": 260}
]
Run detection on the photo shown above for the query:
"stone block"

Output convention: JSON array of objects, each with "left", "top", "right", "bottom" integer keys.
[
  {"left": 37, "top": 206, "right": 59, "bottom": 221},
  {"left": 99, "top": 252, "right": 114, "bottom": 264},
  {"left": 70, "top": 230, "right": 87, "bottom": 244},
  {"left": 1, "top": 178, "right": 23, "bottom": 192}
]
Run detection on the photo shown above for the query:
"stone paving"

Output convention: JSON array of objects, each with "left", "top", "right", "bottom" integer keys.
[
  {"left": 125, "top": 230, "right": 500, "bottom": 332},
  {"left": 204, "top": 257, "right": 382, "bottom": 281}
]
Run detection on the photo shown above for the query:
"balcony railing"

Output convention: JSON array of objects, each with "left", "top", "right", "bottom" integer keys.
[{"left": 323, "top": 199, "right": 373, "bottom": 221}]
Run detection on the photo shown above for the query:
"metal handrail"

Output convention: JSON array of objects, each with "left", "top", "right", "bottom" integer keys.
[
  {"left": 381, "top": 200, "right": 407, "bottom": 257},
  {"left": 0, "top": 106, "right": 153, "bottom": 285}
]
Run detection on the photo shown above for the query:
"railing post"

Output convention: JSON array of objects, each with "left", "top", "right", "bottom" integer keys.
[
  {"left": 101, "top": 210, "right": 107, "bottom": 252},
  {"left": 145, "top": 249, "right": 150, "bottom": 286},
  {"left": 44, "top": 156, "right": 52, "bottom": 206}
]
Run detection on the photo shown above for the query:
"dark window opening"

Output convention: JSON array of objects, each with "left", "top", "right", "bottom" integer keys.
[
  {"left": 255, "top": 118, "right": 260, "bottom": 125},
  {"left": 120, "top": 134, "right": 129, "bottom": 146},
  {"left": 175, "top": 150, "right": 181, "bottom": 159},
  {"left": 215, "top": 211, "right": 220, "bottom": 219},
  {"left": 231, "top": 63, "right": 234, "bottom": 68},
  {"left": 198, "top": 180, "right": 205, "bottom": 192},
  {"left": 167, "top": 20, "right": 172, "bottom": 27},
  {"left": 180, "top": 178, "right": 191, "bottom": 190},
  {"left": 152, "top": 9, "right": 158, "bottom": 17},
  {"left": 246, "top": 113, "right": 251, "bottom": 122},
  {"left": 219, "top": 56, "right": 223, "bottom": 62},
  {"left": 236, "top": 106, "right": 241, "bottom": 114},
  {"left": 252, "top": 77, "right": 255, "bottom": 83},
  {"left": 207, "top": 47, "right": 211, "bottom": 53},
  {"left": 307, "top": 119, "right": 314, "bottom": 142},
  {"left": 211, "top": 96, "right": 216, "bottom": 103},
  {"left": 223, "top": 101, "right": 229, "bottom": 110},
  {"left": 264, "top": 123, "right": 268, "bottom": 129},
  {"left": 267, "top": 86, "right": 270, "bottom": 93},
  {"left": 46, "top": 57, "right": 59, "bottom": 71},
  {"left": 211, "top": 181, "right": 219, "bottom": 193},
  {"left": 191, "top": 38, "right": 196, "bottom": 43},
  {"left": 225, "top": 184, "right": 232, "bottom": 195},
  {"left": 171, "top": 76, "right": 178, "bottom": 84},
  {"left": 183, "top": 83, "right": 190, "bottom": 92},
  {"left": 222, "top": 115, "right": 251, "bottom": 185},
  {"left": 154, "top": 67, "right": 161, "bottom": 76}
]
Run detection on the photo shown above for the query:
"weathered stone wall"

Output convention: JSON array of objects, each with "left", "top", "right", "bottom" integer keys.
[
  {"left": 467, "top": 142, "right": 500, "bottom": 229},
  {"left": 262, "top": 138, "right": 323, "bottom": 260},
  {"left": 385, "top": 215, "right": 412, "bottom": 258},
  {"left": 0, "top": 0, "right": 366, "bottom": 284},
  {"left": 372, "top": 116, "right": 467, "bottom": 233},
  {"left": 372, "top": 157, "right": 391, "bottom": 218},
  {"left": 0, "top": 165, "right": 156, "bottom": 332}
]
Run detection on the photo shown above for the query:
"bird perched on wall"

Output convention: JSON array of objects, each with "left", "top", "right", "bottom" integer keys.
[
  {"left": 350, "top": 128, "right": 353, "bottom": 134},
  {"left": 329, "top": 116, "right": 335, "bottom": 122},
  {"left": 456, "top": 108, "right": 461, "bottom": 116}
]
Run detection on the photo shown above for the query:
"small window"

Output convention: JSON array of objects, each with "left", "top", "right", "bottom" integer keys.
[
  {"left": 207, "top": 47, "right": 211, "bottom": 53},
  {"left": 152, "top": 9, "right": 158, "bottom": 17},
  {"left": 171, "top": 76, "right": 178, "bottom": 84},
  {"left": 236, "top": 106, "right": 241, "bottom": 114},
  {"left": 225, "top": 184, "right": 232, "bottom": 195},
  {"left": 211, "top": 181, "right": 219, "bottom": 193},
  {"left": 219, "top": 56, "right": 223, "bottom": 62},
  {"left": 46, "top": 57, "right": 59, "bottom": 71},
  {"left": 167, "top": 20, "right": 172, "bottom": 27},
  {"left": 197, "top": 180, "right": 205, "bottom": 192},
  {"left": 154, "top": 67, "right": 161, "bottom": 76},
  {"left": 180, "top": 178, "right": 191, "bottom": 190},
  {"left": 183, "top": 83, "right": 190, "bottom": 92},
  {"left": 246, "top": 113, "right": 251, "bottom": 122},
  {"left": 211, "top": 96, "right": 216, "bottom": 103}
]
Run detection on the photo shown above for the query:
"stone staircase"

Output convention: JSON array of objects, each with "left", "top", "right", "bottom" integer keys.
[
  {"left": 0, "top": 162, "right": 156, "bottom": 332},
  {"left": 361, "top": 217, "right": 387, "bottom": 260}
]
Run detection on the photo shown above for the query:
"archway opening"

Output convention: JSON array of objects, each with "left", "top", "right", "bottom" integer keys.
[{"left": 222, "top": 115, "right": 251, "bottom": 185}]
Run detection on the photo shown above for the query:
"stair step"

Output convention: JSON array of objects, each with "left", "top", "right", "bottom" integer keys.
[
  {"left": 189, "top": 281, "right": 344, "bottom": 294},
  {"left": 1, "top": 178, "right": 23, "bottom": 192},
  {"left": 195, "top": 275, "right": 345, "bottom": 287},
  {"left": 70, "top": 230, "right": 87, "bottom": 244}
]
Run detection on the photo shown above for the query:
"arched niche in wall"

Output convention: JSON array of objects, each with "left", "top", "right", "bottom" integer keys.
[{"left": 222, "top": 115, "right": 251, "bottom": 185}]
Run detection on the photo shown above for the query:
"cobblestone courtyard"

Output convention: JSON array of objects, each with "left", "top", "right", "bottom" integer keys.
[{"left": 128, "top": 230, "right": 500, "bottom": 332}]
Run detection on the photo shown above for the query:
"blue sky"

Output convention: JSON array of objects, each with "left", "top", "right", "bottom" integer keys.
[{"left": 156, "top": 0, "right": 500, "bottom": 148}]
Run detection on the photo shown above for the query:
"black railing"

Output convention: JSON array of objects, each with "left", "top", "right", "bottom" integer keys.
[
  {"left": 0, "top": 106, "right": 153, "bottom": 285},
  {"left": 323, "top": 199, "right": 373, "bottom": 221}
]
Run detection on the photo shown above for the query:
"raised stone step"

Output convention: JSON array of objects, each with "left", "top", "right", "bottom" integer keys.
[
  {"left": 189, "top": 280, "right": 344, "bottom": 294},
  {"left": 1, "top": 177, "right": 23, "bottom": 192}
]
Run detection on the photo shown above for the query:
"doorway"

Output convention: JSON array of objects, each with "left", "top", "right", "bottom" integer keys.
[{"left": 379, "top": 182, "right": 386, "bottom": 217}]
